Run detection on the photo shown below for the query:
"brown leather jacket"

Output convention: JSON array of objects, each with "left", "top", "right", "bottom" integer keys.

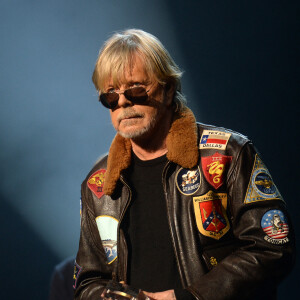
[{"left": 74, "top": 108, "right": 295, "bottom": 300}]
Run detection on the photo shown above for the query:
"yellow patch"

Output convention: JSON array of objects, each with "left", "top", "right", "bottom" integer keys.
[
  {"left": 193, "top": 191, "right": 230, "bottom": 240},
  {"left": 244, "top": 155, "right": 283, "bottom": 204}
]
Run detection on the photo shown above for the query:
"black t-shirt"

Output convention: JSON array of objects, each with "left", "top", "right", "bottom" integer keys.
[{"left": 123, "top": 152, "right": 194, "bottom": 299}]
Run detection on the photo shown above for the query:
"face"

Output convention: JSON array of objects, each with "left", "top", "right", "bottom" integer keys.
[{"left": 105, "top": 55, "right": 173, "bottom": 140}]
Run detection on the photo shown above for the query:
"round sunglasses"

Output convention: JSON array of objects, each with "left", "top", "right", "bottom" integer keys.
[{"left": 99, "top": 86, "right": 150, "bottom": 109}]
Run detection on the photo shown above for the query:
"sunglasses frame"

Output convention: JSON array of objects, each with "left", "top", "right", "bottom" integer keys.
[{"left": 99, "top": 86, "right": 151, "bottom": 109}]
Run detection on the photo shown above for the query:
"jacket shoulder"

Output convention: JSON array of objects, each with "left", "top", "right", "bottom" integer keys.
[
  {"left": 82, "top": 153, "right": 108, "bottom": 185},
  {"left": 197, "top": 122, "right": 252, "bottom": 153}
]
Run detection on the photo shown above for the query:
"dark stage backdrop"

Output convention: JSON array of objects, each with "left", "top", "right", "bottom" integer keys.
[{"left": 0, "top": 1, "right": 298, "bottom": 299}]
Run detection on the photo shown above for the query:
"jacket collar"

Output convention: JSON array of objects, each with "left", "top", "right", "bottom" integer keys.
[{"left": 103, "top": 107, "right": 199, "bottom": 195}]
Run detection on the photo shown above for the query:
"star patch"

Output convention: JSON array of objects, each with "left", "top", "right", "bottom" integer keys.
[
  {"left": 199, "top": 130, "right": 231, "bottom": 150},
  {"left": 73, "top": 261, "right": 82, "bottom": 289},
  {"left": 193, "top": 191, "right": 230, "bottom": 240},
  {"left": 201, "top": 152, "right": 232, "bottom": 189},
  {"left": 176, "top": 166, "right": 201, "bottom": 195},
  {"left": 244, "top": 155, "right": 283, "bottom": 204},
  {"left": 87, "top": 169, "right": 106, "bottom": 198},
  {"left": 96, "top": 215, "right": 118, "bottom": 264},
  {"left": 261, "top": 210, "right": 289, "bottom": 244}
]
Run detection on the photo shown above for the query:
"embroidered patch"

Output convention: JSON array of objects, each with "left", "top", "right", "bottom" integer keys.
[
  {"left": 95, "top": 215, "right": 118, "bottom": 264},
  {"left": 201, "top": 152, "right": 232, "bottom": 189},
  {"left": 176, "top": 166, "right": 201, "bottom": 195},
  {"left": 261, "top": 210, "right": 289, "bottom": 244},
  {"left": 193, "top": 191, "right": 230, "bottom": 240},
  {"left": 73, "top": 261, "right": 82, "bottom": 289},
  {"left": 80, "top": 198, "right": 82, "bottom": 217},
  {"left": 210, "top": 256, "right": 218, "bottom": 267},
  {"left": 199, "top": 130, "right": 231, "bottom": 150},
  {"left": 244, "top": 155, "right": 283, "bottom": 204},
  {"left": 88, "top": 169, "right": 106, "bottom": 198}
]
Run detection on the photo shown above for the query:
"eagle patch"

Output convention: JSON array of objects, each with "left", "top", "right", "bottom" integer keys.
[
  {"left": 244, "top": 155, "right": 283, "bottom": 204},
  {"left": 176, "top": 166, "right": 201, "bottom": 195}
]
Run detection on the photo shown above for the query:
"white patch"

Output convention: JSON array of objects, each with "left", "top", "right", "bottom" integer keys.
[
  {"left": 199, "top": 130, "right": 231, "bottom": 150},
  {"left": 95, "top": 215, "right": 118, "bottom": 264}
]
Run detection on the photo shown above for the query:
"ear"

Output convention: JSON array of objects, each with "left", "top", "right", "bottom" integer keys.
[{"left": 164, "top": 83, "right": 176, "bottom": 106}]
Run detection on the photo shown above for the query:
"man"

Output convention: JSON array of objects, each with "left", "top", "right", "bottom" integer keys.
[{"left": 74, "top": 29, "right": 295, "bottom": 299}]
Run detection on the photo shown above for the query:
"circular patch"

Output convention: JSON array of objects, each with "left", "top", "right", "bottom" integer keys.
[
  {"left": 176, "top": 166, "right": 201, "bottom": 195},
  {"left": 95, "top": 215, "right": 118, "bottom": 264},
  {"left": 253, "top": 169, "right": 277, "bottom": 198},
  {"left": 261, "top": 210, "right": 289, "bottom": 244}
]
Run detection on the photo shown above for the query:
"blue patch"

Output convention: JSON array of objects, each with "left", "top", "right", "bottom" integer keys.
[
  {"left": 176, "top": 166, "right": 201, "bottom": 195},
  {"left": 254, "top": 171, "right": 277, "bottom": 197},
  {"left": 200, "top": 135, "right": 209, "bottom": 144},
  {"left": 261, "top": 210, "right": 289, "bottom": 244},
  {"left": 73, "top": 261, "right": 82, "bottom": 289},
  {"left": 244, "top": 155, "right": 283, "bottom": 204},
  {"left": 96, "top": 215, "right": 118, "bottom": 264}
]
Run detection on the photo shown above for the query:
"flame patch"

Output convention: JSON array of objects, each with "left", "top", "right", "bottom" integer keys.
[{"left": 201, "top": 152, "right": 232, "bottom": 189}]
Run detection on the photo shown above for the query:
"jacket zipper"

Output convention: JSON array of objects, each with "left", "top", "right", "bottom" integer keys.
[{"left": 162, "top": 162, "right": 200, "bottom": 300}]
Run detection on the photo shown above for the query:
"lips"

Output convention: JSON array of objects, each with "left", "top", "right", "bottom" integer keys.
[
  {"left": 117, "top": 110, "right": 144, "bottom": 124},
  {"left": 119, "top": 115, "right": 142, "bottom": 126},
  {"left": 121, "top": 115, "right": 140, "bottom": 120}
]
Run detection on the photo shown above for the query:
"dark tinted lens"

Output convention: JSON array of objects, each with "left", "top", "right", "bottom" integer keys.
[
  {"left": 99, "top": 92, "right": 119, "bottom": 109},
  {"left": 99, "top": 87, "right": 148, "bottom": 109},
  {"left": 124, "top": 87, "right": 148, "bottom": 103}
]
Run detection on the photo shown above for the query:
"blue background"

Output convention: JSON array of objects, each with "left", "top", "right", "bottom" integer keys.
[{"left": 0, "top": 0, "right": 299, "bottom": 298}]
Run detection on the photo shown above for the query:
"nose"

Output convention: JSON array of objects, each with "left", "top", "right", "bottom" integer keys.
[{"left": 117, "top": 92, "right": 132, "bottom": 107}]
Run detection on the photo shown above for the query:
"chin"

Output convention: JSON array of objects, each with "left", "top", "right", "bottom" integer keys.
[
  {"left": 117, "top": 115, "right": 158, "bottom": 140},
  {"left": 117, "top": 124, "right": 153, "bottom": 139}
]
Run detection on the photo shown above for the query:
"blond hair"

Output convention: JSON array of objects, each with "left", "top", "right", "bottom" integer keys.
[{"left": 92, "top": 29, "right": 187, "bottom": 111}]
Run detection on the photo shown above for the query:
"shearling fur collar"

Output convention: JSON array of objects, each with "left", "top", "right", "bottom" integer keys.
[{"left": 103, "top": 107, "right": 199, "bottom": 195}]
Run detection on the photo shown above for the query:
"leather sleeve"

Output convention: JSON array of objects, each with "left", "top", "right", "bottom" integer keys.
[
  {"left": 49, "top": 257, "right": 75, "bottom": 300},
  {"left": 188, "top": 143, "right": 296, "bottom": 300},
  {"left": 73, "top": 182, "right": 112, "bottom": 300}
]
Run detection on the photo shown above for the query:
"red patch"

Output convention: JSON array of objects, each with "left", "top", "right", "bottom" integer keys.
[
  {"left": 200, "top": 199, "right": 227, "bottom": 233},
  {"left": 87, "top": 169, "right": 106, "bottom": 198},
  {"left": 201, "top": 152, "right": 232, "bottom": 189}
]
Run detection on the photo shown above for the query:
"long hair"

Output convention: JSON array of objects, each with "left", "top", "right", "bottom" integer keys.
[{"left": 92, "top": 29, "right": 187, "bottom": 111}]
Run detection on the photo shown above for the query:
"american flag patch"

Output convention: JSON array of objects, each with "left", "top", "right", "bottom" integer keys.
[
  {"left": 261, "top": 210, "right": 289, "bottom": 245},
  {"left": 199, "top": 130, "right": 231, "bottom": 150}
]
